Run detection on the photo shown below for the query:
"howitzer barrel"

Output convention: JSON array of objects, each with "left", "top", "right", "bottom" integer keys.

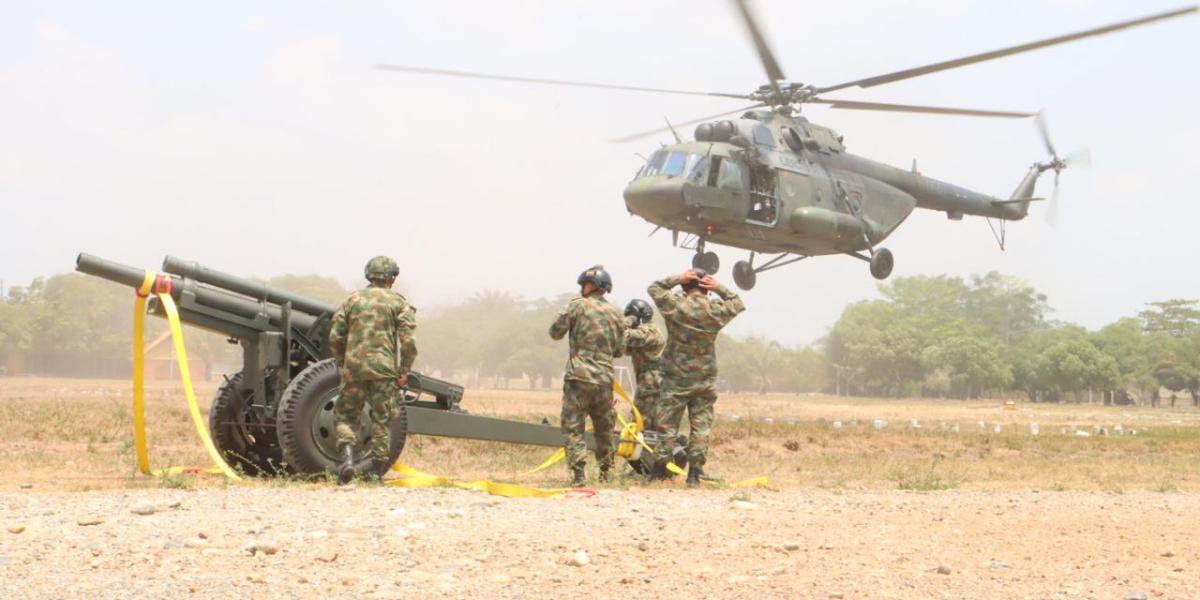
[
  {"left": 162, "top": 256, "right": 335, "bottom": 317},
  {"left": 76, "top": 253, "right": 323, "bottom": 338}
]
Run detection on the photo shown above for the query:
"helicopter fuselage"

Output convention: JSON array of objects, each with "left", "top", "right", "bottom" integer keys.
[{"left": 623, "top": 110, "right": 1031, "bottom": 259}]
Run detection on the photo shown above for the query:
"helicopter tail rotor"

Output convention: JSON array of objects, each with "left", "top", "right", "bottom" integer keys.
[{"left": 1034, "top": 112, "right": 1090, "bottom": 227}]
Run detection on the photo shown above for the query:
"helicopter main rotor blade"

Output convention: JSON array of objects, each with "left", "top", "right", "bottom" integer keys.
[
  {"left": 817, "top": 6, "right": 1198, "bottom": 94},
  {"left": 732, "top": 0, "right": 786, "bottom": 97},
  {"left": 811, "top": 98, "right": 1034, "bottom": 119},
  {"left": 611, "top": 103, "right": 767, "bottom": 143},
  {"left": 374, "top": 64, "right": 751, "bottom": 100}
]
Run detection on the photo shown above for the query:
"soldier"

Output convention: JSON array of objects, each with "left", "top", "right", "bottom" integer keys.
[
  {"left": 549, "top": 265, "right": 626, "bottom": 487},
  {"left": 647, "top": 268, "right": 745, "bottom": 487},
  {"left": 328, "top": 256, "right": 418, "bottom": 485},
  {"left": 623, "top": 299, "right": 665, "bottom": 433}
]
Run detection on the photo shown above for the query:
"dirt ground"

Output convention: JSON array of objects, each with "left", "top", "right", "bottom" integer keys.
[
  {"left": 2, "top": 487, "right": 1198, "bottom": 599},
  {"left": 1, "top": 378, "right": 1199, "bottom": 598}
]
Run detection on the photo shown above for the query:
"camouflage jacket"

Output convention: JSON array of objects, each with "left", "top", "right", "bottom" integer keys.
[
  {"left": 623, "top": 316, "right": 665, "bottom": 393},
  {"left": 648, "top": 276, "right": 745, "bottom": 395},
  {"left": 549, "top": 295, "right": 626, "bottom": 385},
  {"left": 328, "top": 284, "right": 418, "bottom": 382}
]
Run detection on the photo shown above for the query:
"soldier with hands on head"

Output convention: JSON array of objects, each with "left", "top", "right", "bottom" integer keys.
[
  {"left": 647, "top": 267, "right": 745, "bottom": 487},
  {"left": 328, "top": 256, "right": 418, "bottom": 485},
  {"left": 550, "top": 265, "right": 626, "bottom": 487},
  {"left": 623, "top": 299, "right": 665, "bottom": 434}
]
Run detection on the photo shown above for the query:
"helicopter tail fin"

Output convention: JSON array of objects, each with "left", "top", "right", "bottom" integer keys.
[{"left": 999, "top": 164, "right": 1044, "bottom": 218}]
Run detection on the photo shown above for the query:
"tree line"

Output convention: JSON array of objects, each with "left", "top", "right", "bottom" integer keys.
[{"left": 1, "top": 271, "right": 1196, "bottom": 406}]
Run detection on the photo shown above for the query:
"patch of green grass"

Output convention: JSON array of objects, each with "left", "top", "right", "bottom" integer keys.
[
  {"left": 1156, "top": 478, "right": 1180, "bottom": 493},
  {"left": 891, "top": 458, "right": 964, "bottom": 491}
]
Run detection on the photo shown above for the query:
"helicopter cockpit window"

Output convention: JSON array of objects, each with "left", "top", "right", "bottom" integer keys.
[
  {"left": 662, "top": 152, "right": 691, "bottom": 177},
  {"left": 752, "top": 125, "right": 776, "bottom": 149},
  {"left": 640, "top": 150, "right": 670, "bottom": 177},
  {"left": 640, "top": 150, "right": 702, "bottom": 179}
]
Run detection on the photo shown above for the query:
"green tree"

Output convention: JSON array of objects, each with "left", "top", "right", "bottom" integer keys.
[
  {"left": 1139, "top": 299, "right": 1200, "bottom": 337},
  {"left": 1092, "top": 318, "right": 1158, "bottom": 405}
]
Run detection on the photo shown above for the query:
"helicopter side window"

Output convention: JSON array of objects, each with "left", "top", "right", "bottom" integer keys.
[
  {"left": 716, "top": 159, "right": 744, "bottom": 192},
  {"left": 687, "top": 156, "right": 711, "bottom": 184}
]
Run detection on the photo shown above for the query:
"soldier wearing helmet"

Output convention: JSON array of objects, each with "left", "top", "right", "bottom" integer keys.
[
  {"left": 623, "top": 298, "right": 665, "bottom": 436},
  {"left": 549, "top": 265, "right": 626, "bottom": 486},
  {"left": 327, "top": 255, "right": 418, "bottom": 484},
  {"left": 646, "top": 267, "right": 744, "bottom": 487}
]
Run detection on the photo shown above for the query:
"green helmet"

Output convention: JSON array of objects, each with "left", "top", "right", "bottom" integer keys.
[{"left": 364, "top": 256, "right": 399, "bottom": 281}]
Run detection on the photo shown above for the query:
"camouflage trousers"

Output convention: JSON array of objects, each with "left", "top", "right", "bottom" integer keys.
[
  {"left": 336, "top": 379, "right": 401, "bottom": 464},
  {"left": 560, "top": 379, "right": 616, "bottom": 472},
  {"left": 633, "top": 385, "right": 661, "bottom": 433},
  {"left": 654, "top": 387, "right": 716, "bottom": 469}
]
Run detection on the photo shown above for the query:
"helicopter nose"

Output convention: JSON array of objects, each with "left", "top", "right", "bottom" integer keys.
[{"left": 623, "top": 177, "right": 686, "bottom": 222}]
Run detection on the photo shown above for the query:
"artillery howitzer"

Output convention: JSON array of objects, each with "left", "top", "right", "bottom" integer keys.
[{"left": 76, "top": 253, "right": 640, "bottom": 478}]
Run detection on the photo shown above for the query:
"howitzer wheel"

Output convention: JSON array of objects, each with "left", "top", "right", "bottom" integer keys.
[
  {"left": 276, "top": 359, "right": 407, "bottom": 479},
  {"left": 209, "top": 371, "right": 288, "bottom": 476}
]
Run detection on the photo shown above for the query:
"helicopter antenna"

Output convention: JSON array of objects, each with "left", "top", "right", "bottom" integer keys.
[{"left": 664, "top": 117, "right": 683, "bottom": 143}]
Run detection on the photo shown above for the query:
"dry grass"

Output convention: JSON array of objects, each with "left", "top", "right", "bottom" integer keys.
[{"left": 1, "top": 377, "right": 1198, "bottom": 492}]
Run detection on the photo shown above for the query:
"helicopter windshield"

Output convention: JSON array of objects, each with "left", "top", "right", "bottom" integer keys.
[{"left": 639, "top": 150, "right": 705, "bottom": 179}]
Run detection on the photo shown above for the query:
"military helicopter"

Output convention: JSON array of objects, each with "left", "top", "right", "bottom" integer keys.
[{"left": 378, "top": 2, "right": 1196, "bottom": 290}]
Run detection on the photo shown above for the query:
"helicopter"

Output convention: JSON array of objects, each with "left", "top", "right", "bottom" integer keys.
[{"left": 377, "top": 2, "right": 1197, "bottom": 290}]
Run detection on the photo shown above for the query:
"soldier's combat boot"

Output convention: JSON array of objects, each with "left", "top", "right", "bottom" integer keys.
[
  {"left": 686, "top": 465, "right": 702, "bottom": 488},
  {"left": 598, "top": 466, "right": 611, "bottom": 483},
  {"left": 336, "top": 444, "right": 357, "bottom": 485},
  {"left": 646, "top": 460, "right": 667, "bottom": 482},
  {"left": 570, "top": 465, "right": 586, "bottom": 487}
]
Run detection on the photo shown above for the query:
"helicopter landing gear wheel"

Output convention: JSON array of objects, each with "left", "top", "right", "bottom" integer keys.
[
  {"left": 733, "top": 260, "right": 757, "bottom": 291},
  {"left": 870, "top": 248, "right": 894, "bottom": 280},
  {"left": 692, "top": 251, "right": 720, "bottom": 274}
]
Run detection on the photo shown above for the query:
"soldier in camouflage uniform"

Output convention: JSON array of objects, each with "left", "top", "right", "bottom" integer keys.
[
  {"left": 328, "top": 256, "right": 418, "bottom": 485},
  {"left": 549, "top": 265, "right": 626, "bottom": 487},
  {"left": 648, "top": 268, "right": 745, "bottom": 486},
  {"left": 623, "top": 299, "right": 665, "bottom": 433}
]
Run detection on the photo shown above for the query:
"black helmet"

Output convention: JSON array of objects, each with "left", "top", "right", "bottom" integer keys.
[
  {"left": 682, "top": 267, "right": 708, "bottom": 291},
  {"left": 577, "top": 265, "right": 613, "bottom": 294},
  {"left": 624, "top": 299, "right": 653, "bottom": 324}
]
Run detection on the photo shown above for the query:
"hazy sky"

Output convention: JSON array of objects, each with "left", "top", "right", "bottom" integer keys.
[{"left": 1, "top": 1, "right": 1197, "bottom": 345}]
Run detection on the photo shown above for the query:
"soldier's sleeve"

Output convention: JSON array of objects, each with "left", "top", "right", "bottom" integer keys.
[
  {"left": 612, "top": 309, "right": 626, "bottom": 359},
  {"left": 711, "top": 284, "right": 747, "bottom": 324},
  {"left": 549, "top": 301, "right": 574, "bottom": 340},
  {"left": 624, "top": 322, "right": 649, "bottom": 349},
  {"left": 397, "top": 301, "right": 418, "bottom": 374},
  {"left": 648, "top": 276, "right": 682, "bottom": 312},
  {"left": 328, "top": 302, "right": 349, "bottom": 367}
]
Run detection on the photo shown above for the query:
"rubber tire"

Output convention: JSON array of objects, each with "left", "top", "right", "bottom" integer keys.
[
  {"left": 870, "top": 247, "right": 894, "bottom": 280},
  {"left": 692, "top": 251, "right": 720, "bottom": 274},
  {"left": 209, "top": 372, "right": 288, "bottom": 476},
  {"left": 276, "top": 359, "right": 407, "bottom": 479},
  {"left": 732, "top": 260, "right": 757, "bottom": 291}
]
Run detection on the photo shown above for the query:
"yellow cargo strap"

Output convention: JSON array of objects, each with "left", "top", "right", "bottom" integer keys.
[
  {"left": 131, "top": 271, "right": 241, "bottom": 481},
  {"left": 389, "top": 463, "right": 575, "bottom": 498}
]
